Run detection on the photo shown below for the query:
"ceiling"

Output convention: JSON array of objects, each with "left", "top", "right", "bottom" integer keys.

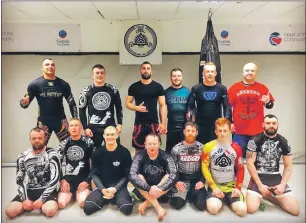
[{"left": 2, "top": 1, "right": 305, "bottom": 24}]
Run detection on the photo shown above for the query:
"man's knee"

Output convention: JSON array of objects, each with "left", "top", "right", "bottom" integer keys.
[
  {"left": 194, "top": 199, "right": 206, "bottom": 211},
  {"left": 42, "top": 201, "right": 58, "bottom": 217},
  {"left": 119, "top": 204, "right": 133, "bottom": 215},
  {"left": 207, "top": 198, "right": 222, "bottom": 215},
  {"left": 170, "top": 197, "right": 186, "bottom": 210},
  {"left": 232, "top": 201, "right": 247, "bottom": 216},
  {"left": 5, "top": 202, "right": 23, "bottom": 218}
]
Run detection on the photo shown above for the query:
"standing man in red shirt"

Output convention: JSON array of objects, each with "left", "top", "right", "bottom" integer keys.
[{"left": 228, "top": 62, "right": 275, "bottom": 158}]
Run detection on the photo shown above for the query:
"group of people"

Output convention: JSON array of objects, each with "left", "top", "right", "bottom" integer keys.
[{"left": 5, "top": 58, "right": 300, "bottom": 220}]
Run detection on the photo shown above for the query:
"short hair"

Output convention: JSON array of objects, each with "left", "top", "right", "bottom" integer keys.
[
  {"left": 92, "top": 64, "right": 105, "bottom": 71},
  {"left": 184, "top": 122, "right": 198, "bottom": 130},
  {"left": 29, "top": 127, "right": 46, "bottom": 137},
  {"left": 68, "top": 118, "right": 81, "bottom": 124},
  {"left": 104, "top": 126, "right": 117, "bottom": 133},
  {"left": 203, "top": 62, "right": 216, "bottom": 71},
  {"left": 140, "top": 61, "right": 152, "bottom": 69},
  {"left": 215, "top": 118, "right": 231, "bottom": 130},
  {"left": 145, "top": 132, "right": 160, "bottom": 142},
  {"left": 264, "top": 114, "right": 278, "bottom": 121},
  {"left": 170, "top": 68, "right": 183, "bottom": 76},
  {"left": 42, "top": 58, "right": 53, "bottom": 63}
]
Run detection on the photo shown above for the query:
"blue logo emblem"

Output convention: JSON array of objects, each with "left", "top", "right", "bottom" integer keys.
[
  {"left": 204, "top": 92, "right": 217, "bottom": 100},
  {"left": 59, "top": 30, "right": 67, "bottom": 39},
  {"left": 221, "top": 30, "right": 229, "bottom": 39}
]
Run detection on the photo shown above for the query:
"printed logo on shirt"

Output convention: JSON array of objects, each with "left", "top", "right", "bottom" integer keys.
[
  {"left": 179, "top": 155, "right": 201, "bottom": 162},
  {"left": 203, "top": 92, "right": 217, "bottom": 100},
  {"left": 113, "top": 161, "right": 120, "bottom": 166},
  {"left": 92, "top": 92, "right": 111, "bottom": 111},
  {"left": 48, "top": 82, "right": 54, "bottom": 86},
  {"left": 67, "top": 146, "right": 84, "bottom": 161},
  {"left": 214, "top": 152, "right": 232, "bottom": 167}
]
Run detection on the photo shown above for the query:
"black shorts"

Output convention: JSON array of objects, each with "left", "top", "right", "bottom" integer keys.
[
  {"left": 37, "top": 116, "right": 69, "bottom": 143},
  {"left": 247, "top": 174, "right": 292, "bottom": 198},
  {"left": 166, "top": 128, "right": 184, "bottom": 153},
  {"left": 132, "top": 123, "right": 160, "bottom": 150},
  {"left": 197, "top": 123, "right": 216, "bottom": 145},
  {"left": 12, "top": 189, "right": 58, "bottom": 203}
]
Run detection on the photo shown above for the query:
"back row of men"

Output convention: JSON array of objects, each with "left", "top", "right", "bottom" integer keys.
[
  {"left": 6, "top": 117, "right": 299, "bottom": 221},
  {"left": 20, "top": 58, "right": 275, "bottom": 157}
]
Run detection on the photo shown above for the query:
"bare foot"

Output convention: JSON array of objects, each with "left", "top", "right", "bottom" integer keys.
[
  {"left": 138, "top": 201, "right": 149, "bottom": 216},
  {"left": 157, "top": 208, "right": 167, "bottom": 221}
]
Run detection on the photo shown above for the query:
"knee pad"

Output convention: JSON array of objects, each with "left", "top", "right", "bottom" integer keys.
[
  {"left": 170, "top": 197, "right": 185, "bottom": 210},
  {"left": 119, "top": 204, "right": 133, "bottom": 215}
]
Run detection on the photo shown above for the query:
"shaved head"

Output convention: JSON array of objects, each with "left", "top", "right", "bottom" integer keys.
[{"left": 243, "top": 62, "right": 257, "bottom": 71}]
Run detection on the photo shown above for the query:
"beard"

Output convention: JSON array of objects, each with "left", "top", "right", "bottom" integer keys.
[
  {"left": 32, "top": 143, "right": 45, "bottom": 151},
  {"left": 185, "top": 136, "right": 196, "bottom": 144},
  {"left": 264, "top": 127, "right": 278, "bottom": 136},
  {"left": 141, "top": 72, "right": 151, "bottom": 80}
]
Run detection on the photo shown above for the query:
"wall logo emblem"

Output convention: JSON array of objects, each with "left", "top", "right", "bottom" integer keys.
[
  {"left": 221, "top": 30, "right": 229, "bottom": 39},
  {"left": 59, "top": 30, "right": 67, "bottom": 39},
  {"left": 124, "top": 24, "right": 157, "bottom": 57},
  {"left": 269, "top": 32, "right": 282, "bottom": 46}
]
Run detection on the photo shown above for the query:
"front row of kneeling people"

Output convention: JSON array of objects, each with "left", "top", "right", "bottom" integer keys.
[{"left": 5, "top": 115, "right": 300, "bottom": 220}]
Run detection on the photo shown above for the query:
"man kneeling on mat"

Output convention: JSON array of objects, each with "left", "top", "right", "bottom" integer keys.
[
  {"left": 129, "top": 133, "right": 178, "bottom": 221},
  {"left": 202, "top": 118, "right": 246, "bottom": 216},
  {"left": 5, "top": 127, "right": 60, "bottom": 218},
  {"left": 83, "top": 126, "right": 134, "bottom": 216},
  {"left": 57, "top": 118, "right": 94, "bottom": 209},
  {"left": 170, "top": 122, "right": 207, "bottom": 211}
]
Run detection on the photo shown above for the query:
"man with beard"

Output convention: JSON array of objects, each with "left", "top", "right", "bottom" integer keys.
[
  {"left": 165, "top": 68, "right": 190, "bottom": 153},
  {"left": 79, "top": 64, "right": 123, "bottom": 148},
  {"left": 20, "top": 58, "right": 78, "bottom": 145},
  {"left": 83, "top": 126, "right": 133, "bottom": 216},
  {"left": 228, "top": 62, "right": 275, "bottom": 158},
  {"left": 5, "top": 127, "right": 61, "bottom": 218},
  {"left": 246, "top": 114, "right": 300, "bottom": 216},
  {"left": 129, "top": 133, "right": 178, "bottom": 221},
  {"left": 187, "top": 62, "right": 231, "bottom": 145},
  {"left": 170, "top": 122, "right": 207, "bottom": 211},
  {"left": 126, "top": 61, "right": 167, "bottom": 153},
  {"left": 57, "top": 118, "right": 94, "bottom": 209},
  {"left": 202, "top": 118, "right": 246, "bottom": 216}
]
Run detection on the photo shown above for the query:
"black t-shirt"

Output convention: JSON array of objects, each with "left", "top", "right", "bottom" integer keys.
[
  {"left": 128, "top": 80, "right": 165, "bottom": 125},
  {"left": 91, "top": 144, "right": 132, "bottom": 191},
  {"left": 58, "top": 136, "right": 94, "bottom": 185},
  {"left": 247, "top": 133, "right": 292, "bottom": 174},
  {"left": 187, "top": 83, "right": 231, "bottom": 125},
  {"left": 20, "top": 76, "right": 77, "bottom": 118}
]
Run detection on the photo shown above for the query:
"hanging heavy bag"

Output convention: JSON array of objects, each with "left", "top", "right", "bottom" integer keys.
[{"left": 198, "top": 15, "right": 222, "bottom": 84}]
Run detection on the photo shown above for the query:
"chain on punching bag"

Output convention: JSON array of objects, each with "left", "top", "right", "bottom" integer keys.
[{"left": 199, "top": 13, "right": 222, "bottom": 84}]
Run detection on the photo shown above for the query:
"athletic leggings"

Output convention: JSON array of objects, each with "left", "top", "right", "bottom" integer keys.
[{"left": 83, "top": 187, "right": 133, "bottom": 215}]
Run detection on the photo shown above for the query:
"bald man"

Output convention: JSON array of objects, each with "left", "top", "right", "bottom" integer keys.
[
  {"left": 228, "top": 63, "right": 275, "bottom": 157},
  {"left": 83, "top": 126, "right": 133, "bottom": 216}
]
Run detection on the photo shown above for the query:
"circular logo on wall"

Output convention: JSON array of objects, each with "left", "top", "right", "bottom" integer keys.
[
  {"left": 124, "top": 24, "right": 157, "bottom": 57},
  {"left": 269, "top": 32, "right": 282, "bottom": 46},
  {"left": 92, "top": 92, "right": 111, "bottom": 110},
  {"left": 221, "top": 30, "right": 229, "bottom": 39},
  {"left": 59, "top": 30, "right": 67, "bottom": 39}
]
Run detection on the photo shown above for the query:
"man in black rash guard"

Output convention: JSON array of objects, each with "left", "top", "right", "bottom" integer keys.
[
  {"left": 20, "top": 58, "right": 78, "bottom": 144},
  {"left": 83, "top": 126, "right": 133, "bottom": 216},
  {"left": 5, "top": 127, "right": 60, "bottom": 218},
  {"left": 57, "top": 118, "right": 94, "bottom": 209},
  {"left": 129, "top": 133, "right": 178, "bottom": 221},
  {"left": 165, "top": 68, "right": 190, "bottom": 153},
  {"left": 170, "top": 122, "right": 207, "bottom": 211},
  {"left": 187, "top": 62, "right": 231, "bottom": 145},
  {"left": 126, "top": 61, "right": 167, "bottom": 153},
  {"left": 79, "top": 64, "right": 123, "bottom": 148}
]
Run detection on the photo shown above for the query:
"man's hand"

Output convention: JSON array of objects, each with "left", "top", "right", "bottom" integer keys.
[
  {"left": 77, "top": 181, "right": 89, "bottom": 192},
  {"left": 231, "top": 123, "right": 235, "bottom": 133},
  {"left": 231, "top": 188, "right": 241, "bottom": 198},
  {"left": 195, "top": 181, "right": 205, "bottom": 190},
  {"left": 32, "top": 200, "right": 44, "bottom": 210},
  {"left": 136, "top": 102, "right": 148, "bottom": 112},
  {"left": 107, "top": 187, "right": 117, "bottom": 195},
  {"left": 157, "top": 123, "right": 167, "bottom": 135},
  {"left": 116, "top": 124, "right": 122, "bottom": 134},
  {"left": 212, "top": 187, "right": 225, "bottom": 199},
  {"left": 22, "top": 200, "right": 33, "bottom": 210},
  {"left": 101, "top": 189, "right": 114, "bottom": 200},
  {"left": 21, "top": 95, "right": 30, "bottom": 105},
  {"left": 84, "top": 128, "right": 93, "bottom": 137},
  {"left": 175, "top": 181, "right": 187, "bottom": 192},
  {"left": 60, "top": 179, "right": 70, "bottom": 193},
  {"left": 149, "top": 185, "right": 163, "bottom": 198},
  {"left": 260, "top": 92, "right": 270, "bottom": 104},
  {"left": 270, "top": 183, "right": 286, "bottom": 195},
  {"left": 258, "top": 184, "right": 272, "bottom": 197},
  {"left": 91, "top": 180, "right": 96, "bottom": 189}
]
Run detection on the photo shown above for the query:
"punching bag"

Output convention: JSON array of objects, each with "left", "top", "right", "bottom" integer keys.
[{"left": 199, "top": 15, "right": 221, "bottom": 84}]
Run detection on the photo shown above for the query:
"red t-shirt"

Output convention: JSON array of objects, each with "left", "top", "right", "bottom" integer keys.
[{"left": 228, "top": 81, "right": 275, "bottom": 135}]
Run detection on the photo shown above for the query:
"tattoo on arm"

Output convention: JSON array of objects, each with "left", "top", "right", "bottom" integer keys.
[{"left": 246, "top": 151, "right": 254, "bottom": 160}]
